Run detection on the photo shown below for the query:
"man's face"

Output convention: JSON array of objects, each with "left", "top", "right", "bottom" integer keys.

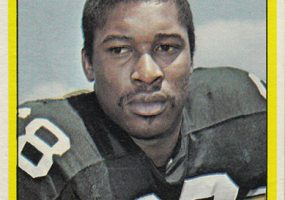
[{"left": 83, "top": 1, "right": 192, "bottom": 139}]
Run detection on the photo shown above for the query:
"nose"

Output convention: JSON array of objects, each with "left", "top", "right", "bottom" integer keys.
[{"left": 131, "top": 54, "right": 164, "bottom": 85}]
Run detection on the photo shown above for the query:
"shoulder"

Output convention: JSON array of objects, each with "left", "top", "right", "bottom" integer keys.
[
  {"left": 184, "top": 67, "right": 266, "bottom": 196},
  {"left": 18, "top": 92, "right": 103, "bottom": 199},
  {"left": 189, "top": 67, "right": 266, "bottom": 102},
  {"left": 185, "top": 67, "right": 266, "bottom": 132}
]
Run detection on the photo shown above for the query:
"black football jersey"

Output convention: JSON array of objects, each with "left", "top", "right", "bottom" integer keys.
[{"left": 17, "top": 67, "right": 266, "bottom": 200}]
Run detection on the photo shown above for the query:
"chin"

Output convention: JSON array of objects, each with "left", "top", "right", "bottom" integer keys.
[{"left": 121, "top": 116, "right": 178, "bottom": 140}]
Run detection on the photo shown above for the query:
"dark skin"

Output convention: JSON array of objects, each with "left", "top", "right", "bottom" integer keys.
[{"left": 82, "top": 1, "right": 192, "bottom": 167}]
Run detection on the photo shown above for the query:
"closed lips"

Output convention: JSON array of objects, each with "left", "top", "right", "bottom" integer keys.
[{"left": 126, "top": 93, "right": 168, "bottom": 116}]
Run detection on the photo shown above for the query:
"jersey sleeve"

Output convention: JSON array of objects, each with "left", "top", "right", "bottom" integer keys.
[
  {"left": 183, "top": 67, "right": 267, "bottom": 198},
  {"left": 17, "top": 98, "right": 103, "bottom": 199},
  {"left": 186, "top": 67, "right": 266, "bottom": 132},
  {"left": 18, "top": 169, "right": 58, "bottom": 200}
]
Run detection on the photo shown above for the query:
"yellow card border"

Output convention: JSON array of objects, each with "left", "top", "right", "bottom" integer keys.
[
  {"left": 8, "top": 0, "right": 278, "bottom": 199},
  {"left": 267, "top": 0, "right": 278, "bottom": 199},
  {"left": 8, "top": 0, "right": 17, "bottom": 199}
]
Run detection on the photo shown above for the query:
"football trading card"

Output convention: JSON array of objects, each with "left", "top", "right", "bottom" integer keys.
[{"left": 1, "top": 0, "right": 284, "bottom": 199}]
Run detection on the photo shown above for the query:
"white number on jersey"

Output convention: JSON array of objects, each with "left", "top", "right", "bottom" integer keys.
[
  {"left": 180, "top": 174, "right": 238, "bottom": 200},
  {"left": 18, "top": 107, "right": 71, "bottom": 178},
  {"left": 248, "top": 73, "right": 266, "bottom": 99},
  {"left": 137, "top": 173, "right": 238, "bottom": 200}
]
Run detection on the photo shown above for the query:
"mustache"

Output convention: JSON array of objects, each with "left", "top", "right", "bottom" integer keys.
[{"left": 118, "top": 85, "right": 176, "bottom": 108}]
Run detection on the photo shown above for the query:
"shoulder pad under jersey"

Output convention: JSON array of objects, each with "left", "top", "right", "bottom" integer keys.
[
  {"left": 18, "top": 97, "right": 103, "bottom": 199},
  {"left": 184, "top": 67, "right": 266, "bottom": 132}
]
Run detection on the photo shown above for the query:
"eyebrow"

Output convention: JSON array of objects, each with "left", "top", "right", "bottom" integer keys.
[
  {"left": 101, "top": 33, "right": 185, "bottom": 44},
  {"left": 102, "top": 35, "right": 133, "bottom": 44},
  {"left": 154, "top": 33, "right": 185, "bottom": 42}
]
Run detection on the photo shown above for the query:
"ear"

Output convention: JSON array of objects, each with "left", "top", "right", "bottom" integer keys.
[{"left": 81, "top": 49, "right": 95, "bottom": 82}]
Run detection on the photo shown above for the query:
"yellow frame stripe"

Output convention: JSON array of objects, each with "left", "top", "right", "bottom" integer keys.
[
  {"left": 268, "top": 0, "right": 277, "bottom": 199},
  {"left": 8, "top": 0, "right": 17, "bottom": 199}
]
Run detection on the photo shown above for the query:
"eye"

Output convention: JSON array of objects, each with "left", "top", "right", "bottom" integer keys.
[
  {"left": 108, "top": 46, "right": 131, "bottom": 55},
  {"left": 153, "top": 44, "right": 180, "bottom": 54}
]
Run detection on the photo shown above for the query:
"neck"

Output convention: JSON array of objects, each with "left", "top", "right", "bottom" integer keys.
[{"left": 131, "top": 116, "right": 182, "bottom": 167}]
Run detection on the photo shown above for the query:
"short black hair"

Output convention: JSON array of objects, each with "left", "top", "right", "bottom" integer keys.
[{"left": 82, "top": 0, "right": 195, "bottom": 62}]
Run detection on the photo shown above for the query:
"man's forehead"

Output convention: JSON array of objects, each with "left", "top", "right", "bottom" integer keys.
[{"left": 94, "top": 0, "right": 183, "bottom": 38}]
